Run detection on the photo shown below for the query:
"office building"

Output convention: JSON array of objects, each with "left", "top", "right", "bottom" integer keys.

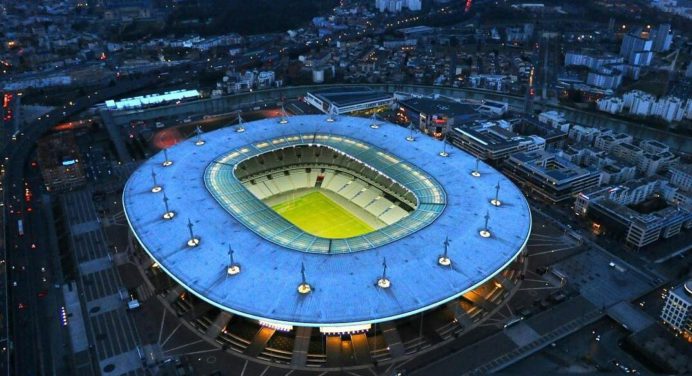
[
  {"left": 597, "top": 97, "right": 624, "bottom": 114},
  {"left": 652, "top": 23, "right": 673, "bottom": 52},
  {"left": 504, "top": 150, "right": 601, "bottom": 203},
  {"left": 37, "top": 132, "right": 86, "bottom": 192},
  {"left": 620, "top": 32, "right": 653, "bottom": 67},
  {"left": 375, "top": 0, "right": 421, "bottom": 12},
  {"left": 594, "top": 132, "right": 633, "bottom": 152},
  {"left": 638, "top": 151, "right": 678, "bottom": 177},
  {"left": 661, "top": 281, "right": 692, "bottom": 338},
  {"left": 398, "top": 98, "right": 479, "bottom": 138},
  {"left": 575, "top": 178, "right": 691, "bottom": 248},
  {"left": 601, "top": 163, "right": 637, "bottom": 185},
  {"left": 563, "top": 51, "right": 624, "bottom": 90},
  {"left": 568, "top": 125, "right": 602, "bottom": 144},
  {"left": 448, "top": 122, "right": 545, "bottom": 163},
  {"left": 611, "top": 142, "right": 644, "bottom": 165},
  {"left": 669, "top": 164, "right": 692, "bottom": 192},
  {"left": 305, "top": 87, "right": 394, "bottom": 115},
  {"left": 538, "top": 111, "right": 567, "bottom": 129},
  {"left": 651, "top": 96, "right": 685, "bottom": 122}
]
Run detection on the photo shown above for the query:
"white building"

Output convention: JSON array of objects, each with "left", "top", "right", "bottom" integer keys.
[
  {"left": 3, "top": 74, "right": 72, "bottom": 90},
  {"left": 669, "top": 164, "right": 692, "bottom": 192},
  {"left": 594, "top": 132, "right": 633, "bottom": 152},
  {"left": 637, "top": 151, "right": 678, "bottom": 177},
  {"left": 600, "top": 90, "right": 690, "bottom": 122},
  {"left": 660, "top": 181, "right": 691, "bottom": 207},
  {"left": 661, "top": 281, "right": 692, "bottom": 337},
  {"left": 568, "top": 125, "right": 601, "bottom": 144},
  {"left": 563, "top": 51, "right": 624, "bottom": 89},
  {"left": 685, "top": 98, "right": 692, "bottom": 120},
  {"left": 256, "top": 71, "right": 275, "bottom": 89},
  {"left": 538, "top": 110, "right": 567, "bottom": 128},
  {"left": 601, "top": 163, "right": 637, "bottom": 185},
  {"left": 586, "top": 70, "right": 622, "bottom": 90},
  {"left": 405, "top": 0, "right": 421, "bottom": 11},
  {"left": 612, "top": 143, "right": 644, "bottom": 165},
  {"left": 620, "top": 32, "right": 653, "bottom": 66},
  {"left": 651, "top": 96, "right": 685, "bottom": 122},
  {"left": 627, "top": 91, "right": 657, "bottom": 116},
  {"left": 375, "top": 0, "right": 420, "bottom": 12},
  {"left": 597, "top": 97, "right": 624, "bottom": 114},
  {"left": 652, "top": 23, "right": 673, "bottom": 53},
  {"left": 640, "top": 139, "right": 670, "bottom": 154}
]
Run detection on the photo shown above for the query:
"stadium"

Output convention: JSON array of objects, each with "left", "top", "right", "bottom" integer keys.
[{"left": 123, "top": 114, "right": 532, "bottom": 369}]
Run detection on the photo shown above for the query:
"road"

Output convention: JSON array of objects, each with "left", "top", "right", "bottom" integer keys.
[{"left": 1, "top": 75, "right": 160, "bottom": 376}]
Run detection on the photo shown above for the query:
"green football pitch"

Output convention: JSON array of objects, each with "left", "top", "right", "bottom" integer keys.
[{"left": 271, "top": 191, "right": 374, "bottom": 239}]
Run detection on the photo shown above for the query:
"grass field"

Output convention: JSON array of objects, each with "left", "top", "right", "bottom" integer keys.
[{"left": 271, "top": 191, "right": 374, "bottom": 238}]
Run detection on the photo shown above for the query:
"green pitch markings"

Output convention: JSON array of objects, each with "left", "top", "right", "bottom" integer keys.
[{"left": 272, "top": 191, "right": 374, "bottom": 239}]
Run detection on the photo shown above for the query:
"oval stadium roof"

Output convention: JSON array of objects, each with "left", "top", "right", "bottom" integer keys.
[{"left": 123, "top": 115, "right": 532, "bottom": 327}]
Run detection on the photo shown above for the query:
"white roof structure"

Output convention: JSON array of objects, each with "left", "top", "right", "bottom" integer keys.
[
  {"left": 104, "top": 89, "right": 200, "bottom": 110},
  {"left": 123, "top": 115, "right": 531, "bottom": 327}
]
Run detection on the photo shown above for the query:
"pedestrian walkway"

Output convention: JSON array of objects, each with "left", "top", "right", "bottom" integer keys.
[{"left": 62, "top": 189, "right": 145, "bottom": 375}]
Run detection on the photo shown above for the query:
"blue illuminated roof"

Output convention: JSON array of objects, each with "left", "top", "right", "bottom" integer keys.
[{"left": 123, "top": 115, "right": 532, "bottom": 326}]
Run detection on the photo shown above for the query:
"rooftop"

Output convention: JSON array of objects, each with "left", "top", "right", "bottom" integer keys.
[
  {"left": 509, "top": 150, "right": 596, "bottom": 183},
  {"left": 400, "top": 97, "right": 477, "bottom": 117},
  {"left": 308, "top": 87, "right": 393, "bottom": 108},
  {"left": 451, "top": 125, "right": 535, "bottom": 151},
  {"left": 104, "top": 89, "right": 200, "bottom": 111},
  {"left": 123, "top": 115, "right": 531, "bottom": 327}
]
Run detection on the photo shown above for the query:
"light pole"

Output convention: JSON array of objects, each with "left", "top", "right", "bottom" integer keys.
[
  {"left": 480, "top": 210, "right": 491, "bottom": 238},
  {"left": 236, "top": 112, "right": 245, "bottom": 133},
  {"left": 194, "top": 125, "right": 205, "bottom": 146},
  {"left": 438, "top": 236, "right": 451, "bottom": 266},
  {"left": 298, "top": 262, "right": 312, "bottom": 294},
  {"left": 227, "top": 244, "right": 240, "bottom": 276},
  {"left": 377, "top": 257, "right": 391, "bottom": 288},
  {"left": 151, "top": 169, "right": 162, "bottom": 193},
  {"left": 186, "top": 218, "right": 200, "bottom": 247},
  {"left": 471, "top": 158, "right": 481, "bottom": 177},
  {"left": 162, "top": 192, "right": 175, "bottom": 220},
  {"left": 405, "top": 123, "right": 415, "bottom": 142},
  {"left": 491, "top": 181, "right": 501, "bottom": 206},
  {"left": 162, "top": 148, "right": 172, "bottom": 167}
]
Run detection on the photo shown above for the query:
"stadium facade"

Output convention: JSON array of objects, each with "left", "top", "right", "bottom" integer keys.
[{"left": 123, "top": 115, "right": 532, "bottom": 369}]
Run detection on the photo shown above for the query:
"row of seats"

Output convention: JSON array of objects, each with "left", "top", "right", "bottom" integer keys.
[
  {"left": 244, "top": 168, "right": 409, "bottom": 225},
  {"left": 234, "top": 145, "right": 417, "bottom": 207}
]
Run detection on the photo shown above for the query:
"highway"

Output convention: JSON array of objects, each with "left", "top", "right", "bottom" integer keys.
[{"left": 1, "top": 75, "right": 159, "bottom": 376}]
